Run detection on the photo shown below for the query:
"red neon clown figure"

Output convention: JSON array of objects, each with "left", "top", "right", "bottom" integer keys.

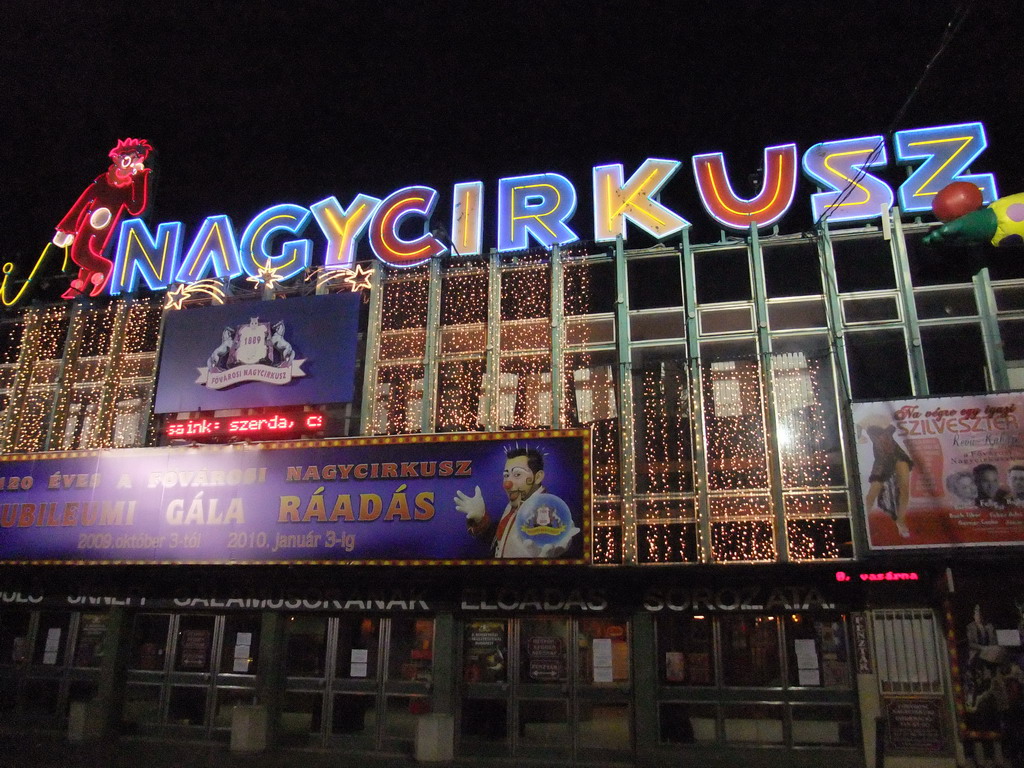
[{"left": 53, "top": 138, "right": 153, "bottom": 299}]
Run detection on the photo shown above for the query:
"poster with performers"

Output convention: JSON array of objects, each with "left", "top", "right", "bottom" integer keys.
[{"left": 852, "top": 394, "right": 1024, "bottom": 549}]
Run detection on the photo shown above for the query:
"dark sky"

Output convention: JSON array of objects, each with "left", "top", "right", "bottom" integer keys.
[{"left": 2, "top": 0, "right": 1022, "bottom": 267}]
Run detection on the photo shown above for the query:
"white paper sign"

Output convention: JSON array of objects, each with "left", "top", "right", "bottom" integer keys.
[
  {"left": 350, "top": 662, "right": 368, "bottom": 678},
  {"left": 45, "top": 628, "right": 61, "bottom": 651},
  {"left": 351, "top": 649, "right": 369, "bottom": 664},
  {"left": 795, "top": 638, "right": 819, "bottom": 669},
  {"left": 798, "top": 667, "right": 820, "bottom": 686}
]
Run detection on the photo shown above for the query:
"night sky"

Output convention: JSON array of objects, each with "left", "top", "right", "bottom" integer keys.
[{"left": 2, "top": 1, "right": 1022, "bottom": 276}]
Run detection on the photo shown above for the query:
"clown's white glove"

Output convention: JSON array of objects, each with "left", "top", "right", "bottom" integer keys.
[
  {"left": 454, "top": 486, "right": 486, "bottom": 523},
  {"left": 53, "top": 231, "right": 74, "bottom": 248}
]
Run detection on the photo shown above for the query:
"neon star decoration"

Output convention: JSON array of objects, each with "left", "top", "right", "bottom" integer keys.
[
  {"left": 163, "top": 279, "right": 227, "bottom": 310},
  {"left": 245, "top": 263, "right": 286, "bottom": 291},
  {"left": 343, "top": 264, "right": 374, "bottom": 292},
  {"left": 308, "top": 264, "right": 374, "bottom": 293}
]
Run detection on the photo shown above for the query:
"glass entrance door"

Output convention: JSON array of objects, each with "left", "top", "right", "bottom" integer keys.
[
  {"left": 459, "top": 616, "right": 632, "bottom": 763},
  {"left": 122, "top": 612, "right": 260, "bottom": 737},
  {"left": 279, "top": 614, "right": 434, "bottom": 751}
]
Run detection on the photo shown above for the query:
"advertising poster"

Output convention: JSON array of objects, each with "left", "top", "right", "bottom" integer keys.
[
  {"left": 0, "top": 429, "right": 588, "bottom": 564},
  {"left": 155, "top": 292, "right": 361, "bottom": 413},
  {"left": 852, "top": 394, "right": 1024, "bottom": 549},
  {"left": 944, "top": 569, "right": 1024, "bottom": 755}
]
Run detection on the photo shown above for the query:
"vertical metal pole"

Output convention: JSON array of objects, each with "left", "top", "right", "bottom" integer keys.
[
  {"left": 748, "top": 225, "right": 789, "bottom": 562},
  {"left": 421, "top": 258, "right": 443, "bottom": 434},
  {"left": 682, "top": 230, "right": 711, "bottom": 562},
  {"left": 819, "top": 224, "right": 867, "bottom": 559},
  {"left": 613, "top": 235, "right": 638, "bottom": 564},
  {"left": 973, "top": 267, "right": 1009, "bottom": 390},
  {"left": 550, "top": 245, "right": 564, "bottom": 429},
  {"left": 890, "top": 210, "right": 929, "bottom": 395}
]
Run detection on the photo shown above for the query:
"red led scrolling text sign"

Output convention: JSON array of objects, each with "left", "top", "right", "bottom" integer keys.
[
  {"left": 165, "top": 412, "right": 324, "bottom": 439},
  {"left": 835, "top": 571, "right": 920, "bottom": 583}
]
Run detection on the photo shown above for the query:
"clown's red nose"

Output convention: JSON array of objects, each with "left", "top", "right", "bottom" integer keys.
[{"left": 503, "top": 480, "right": 514, "bottom": 491}]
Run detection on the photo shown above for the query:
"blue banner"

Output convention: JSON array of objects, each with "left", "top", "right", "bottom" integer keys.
[{"left": 0, "top": 430, "right": 590, "bottom": 564}]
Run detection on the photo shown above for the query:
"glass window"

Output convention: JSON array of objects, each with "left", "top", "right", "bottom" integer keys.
[
  {"left": 389, "top": 617, "right": 433, "bottom": 683},
  {"left": 770, "top": 335, "right": 845, "bottom": 489},
  {"left": 921, "top": 324, "right": 987, "bottom": 395},
  {"left": 577, "top": 618, "right": 629, "bottom": 685},
  {"left": 0, "top": 611, "right": 31, "bottom": 666},
  {"left": 520, "top": 618, "right": 568, "bottom": 684},
  {"left": 696, "top": 249, "right": 750, "bottom": 303},
  {"left": 31, "top": 612, "right": 70, "bottom": 666},
  {"left": 905, "top": 231, "right": 982, "bottom": 286},
  {"left": 700, "top": 341, "right": 768, "bottom": 491},
  {"left": 566, "top": 260, "right": 616, "bottom": 315},
  {"left": 220, "top": 613, "right": 259, "bottom": 675},
  {"left": 167, "top": 685, "right": 207, "bottom": 726},
  {"left": 845, "top": 330, "right": 912, "bottom": 400},
  {"left": 330, "top": 693, "right": 375, "bottom": 736},
  {"left": 463, "top": 620, "right": 507, "bottom": 684},
  {"left": 763, "top": 242, "right": 822, "bottom": 297},
  {"left": 497, "top": 355, "right": 551, "bottom": 429},
  {"left": 720, "top": 616, "right": 781, "bottom": 687},
  {"left": 832, "top": 237, "right": 896, "bottom": 292},
  {"left": 335, "top": 617, "right": 379, "bottom": 680},
  {"left": 722, "top": 702, "right": 783, "bottom": 743},
  {"left": 129, "top": 614, "right": 170, "bottom": 671},
  {"left": 660, "top": 701, "right": 717, "bottom": 743},
  {"left": 657, "top": 616, "right": 713, "bottom": 686},
  {"left": 284, "top": 614, "right": 327, "bottom": 677},
  {"left": 628, "top": 255, "right": 683, "bottom": 310},
  {"left": 501, "top": 263, "right": 551, "bottom": 321},
  {"left": 174, "top": 615, "right": 215, "bottom": 672},
  {"left": 632, "top": 349, "right": 693, "bottom": 495},
  {"left": 786, "top": 615, "right": 851, "bottom": 688},
  {"left": 73, "top": 613, "right": 109, "bottom": 667}
]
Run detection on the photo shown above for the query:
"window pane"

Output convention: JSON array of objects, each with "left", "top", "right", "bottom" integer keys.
[
  {"left": 0, "top": 612, "right": 31, "bottom": 666},
  {"left": 720, "top": 616, "right": 781, "bottom": 687},
  {"left": 463, "top": 620, "right": 507, "bottom": 684},
  {"left": 832, "top": 237, "right": 895, "bottom": 292},
  {"left": 73, "top": 613, "right": 109, "bottom": 668},
  {"left": 129, "top": 614, "right": 170, "bottom": 671},
  {"left": 220, "top": 614, "right": 259, "bottom": 674},
  {"left": 786, "top": 614, "right": 851, "bottom": 688},
  {"left": 632, "top": 349, "right": 693, "bottom": 494},
  {"left": 33, "top": 612, "right": 71, "bottom": 666},
  {"left": 660, "top": 702, "right": 717, "bottom": 743},
  {"left": 921, "top": 324, "right": 986, "bottom": 395},
  {"left": 845, "top": 330, "right": 912, "bottom": 400},
  {"left": 284, "top": 614, "right": 327, "bottom": 677},
  {"left": 657, "top": 616, "right": 713, "bottom": 686},
  {"left": 628, "top": 255, "right": 682, "bottom": 310},
  {"left": 174, "top": 615, "right": 215, "bottom": 672},
  {"left": 696, "top": 249, "right": 750, "bottom": 303},
  {"left": 577, "top": 618, "right": 629, "bottom": 684},
  {"left": 520, "top": 618, "right": 568, "bottom": 684},
  {"left": 388, "top": 617, "right": 433, "bottom": 683},
  {"left": 763, "top": 242, "right": 822, "bottom": 297}
]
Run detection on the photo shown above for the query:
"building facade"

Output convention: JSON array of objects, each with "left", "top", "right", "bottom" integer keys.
[{"left": 0, "top": 208, "right": 1022, "bottom": 768}]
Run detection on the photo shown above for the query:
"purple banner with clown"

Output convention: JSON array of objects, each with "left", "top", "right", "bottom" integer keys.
[{"left": 0, "top": 430, "right": 589, "bottom": 565}]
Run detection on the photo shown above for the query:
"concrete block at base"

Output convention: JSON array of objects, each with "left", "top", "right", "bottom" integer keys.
[
  {"left": 415, "top": 713, "right": 454, "bottom": 763},
  {"left": 230, "top": 705, "right": 268, "bottom": 753},
  {"left": 68, "top": 701, "right": 103, "bottom": 743}
]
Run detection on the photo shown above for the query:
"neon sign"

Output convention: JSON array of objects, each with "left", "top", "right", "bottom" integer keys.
[
  {"left": 834, "top": 570, "right": 920, "bottom": 582},
  {"left": 165, "top": 411, "right": 325, "bottom": 441},
  {"left": 4, "top": 121, "right": 996, "bottom": 307}
]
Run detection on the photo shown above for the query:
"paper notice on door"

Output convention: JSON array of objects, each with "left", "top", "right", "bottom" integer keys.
[
  {"left": 798, "top": 667, "right": 820, "bottom": 686},
  {"left": 350, "top": 662, "right": 368, "bottom": 678},
  {"left": 593, "top": 638, "right": 614, "bottom": 683},
  {"left": 236, "top": 632, "right": 252, "bottom": 646},
  {"left": 795, "top": 638, "right": 819, "bottom": 669},
  {"left": 45, "top": 627, "right": 61, "bottom": 651},
  {"left": 232, "top": 656, "right": 251, "bottom": 673}
]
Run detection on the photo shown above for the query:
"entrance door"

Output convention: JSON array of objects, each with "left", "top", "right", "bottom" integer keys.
[
  {"left": 122, "top": 612, "right": 261, "bottom": 737},
  {"left": 459, "top": 616, "right": 632, "bottom": 764},
  {"left": 279, "top": 614, "right": 434, "bottom": 750}
]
